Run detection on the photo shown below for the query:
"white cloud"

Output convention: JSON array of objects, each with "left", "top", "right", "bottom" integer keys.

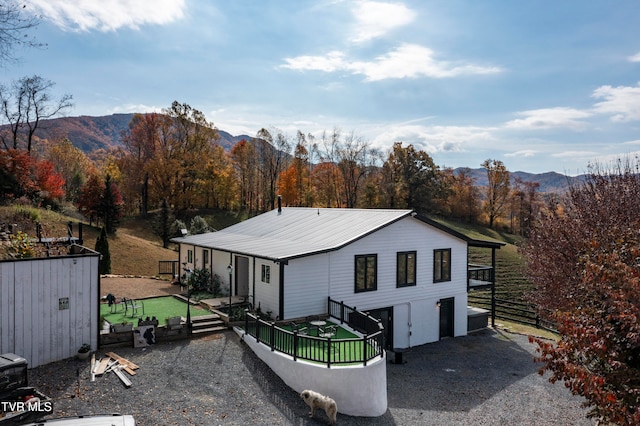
[
  {"left": 628, "top": 52, "right": 640, "bottom": 62},
  {"left": 504, "top": 107, "right": 592, "bottom": 130},
  {"left": 369, "top": 124, "right": 496, "bottom": 153},
  {"left": 281, "top": 43, "right": 502, "bottom": 81},
  {"left": 350, "top": 1, "right": 415, "bottom": 43},
  {"left": 505, "top": 150, "right": 537, "bottom": 158},
  {"left": 591, "top": 83, "right": 640, "bottom": 122},
  {"left": 108, "top": 103, "right": 162, "bottom": 114},
  {"left": 551, "top": 150, "right": 599, "bottom": 159},
  {"left": 27, "top": 0, "right": 186, "bottom": 31},
  {"left": 281, "top": 51, "right": 348, "bottom": 72}
]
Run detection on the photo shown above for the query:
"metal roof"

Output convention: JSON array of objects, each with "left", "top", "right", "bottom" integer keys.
[{"left": 174, "top": 208, "right": 414, "bottom": 261}]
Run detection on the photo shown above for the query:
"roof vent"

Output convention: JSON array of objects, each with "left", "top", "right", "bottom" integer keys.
[{"left": 277, "top": 195, "right": 282, "bottom": 215}]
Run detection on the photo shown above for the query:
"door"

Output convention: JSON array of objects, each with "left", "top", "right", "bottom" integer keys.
[
  {"left": 439, "top": 297, "right": 455, "bottom": 339},
  {"left": 366, "top": 307, "right": 393, "bottom": 350},
  {"left": 234, "top": 256, "right": 249, "bottom": 297}
]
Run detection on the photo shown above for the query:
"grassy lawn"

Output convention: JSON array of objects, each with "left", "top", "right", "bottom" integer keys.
[{"left": 101, "top": 296, "right": 211, "bottom": 326}]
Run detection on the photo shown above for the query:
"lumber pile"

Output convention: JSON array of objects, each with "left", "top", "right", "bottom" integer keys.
[{"left": 89, "top": 352, "right": 140, "bottom": 387}]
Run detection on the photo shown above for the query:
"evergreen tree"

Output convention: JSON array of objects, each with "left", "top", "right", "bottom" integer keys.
[
  {"left": 95, "top": 227, "right": 111, "bottom": 274},
  {"left": 101, "top": 174, "right": 123, "bottom": 234},
  {"left": 153, "top": 198, "right": 175, "bottom": 248}
]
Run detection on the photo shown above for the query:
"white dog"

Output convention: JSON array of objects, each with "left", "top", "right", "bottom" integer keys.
[{"left": 300, "top": 389, "right": 337, "bottom": 425}]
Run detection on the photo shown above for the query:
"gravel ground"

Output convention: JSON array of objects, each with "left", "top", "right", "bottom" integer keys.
[{"left": 27, "top": 327, "right": 595, "bottom": 426}]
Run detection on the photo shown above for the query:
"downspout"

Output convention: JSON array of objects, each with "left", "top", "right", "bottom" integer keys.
[
  {"left": 252, "top": 257, "right": 256, "bottom": 309},
  {"left": 407, "top": 301, "right": 412, "bottom": 348},
  {"left": 278, "top": 262, "right": 285, "bottom": 320},
  {"left": 96, "top": 257, "right": 102, "bottom": 349},
  {"left": 491, "top": 247, "right": 496, "bottom": 328}
]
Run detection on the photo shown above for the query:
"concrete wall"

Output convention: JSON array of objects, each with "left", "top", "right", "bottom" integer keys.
[{"left": 235, "top": 327, "right": 387, "bottom": 417}]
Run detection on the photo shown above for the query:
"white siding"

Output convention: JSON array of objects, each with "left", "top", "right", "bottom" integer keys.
[
  {"left": 0, "top": 255, "right": 99, "bottom": 368},
  {"left": 283, "top": 255, "right": 330, "bottom": 319},
  {"left": 253, "top": 258, "right": 280, "bottom": 318},
  {"left": 211, "top": 250, "right": 233, "bottom": 294},
  {"left": 282, "top": 216, "right": 469, "bottom": 347}
]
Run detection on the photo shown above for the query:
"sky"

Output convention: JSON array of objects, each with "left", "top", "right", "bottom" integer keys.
[{"left": 3, "top": 0, "right": 640, "bottom": 175}]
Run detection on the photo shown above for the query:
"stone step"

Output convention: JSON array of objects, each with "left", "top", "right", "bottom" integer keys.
[
  {"left": 191, "top": 326, "right": 227, "bottom": 334},
  {"left": 191, "top": 320, "right": 224, "bottom": 328},
  {"left": 191, "top": 313, "right": 221, "bottom": 321}
]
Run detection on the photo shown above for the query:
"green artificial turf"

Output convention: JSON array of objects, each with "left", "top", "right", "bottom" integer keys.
[
  {"left": 101, "top": 296, "right": 211, "bottom": 326},
  {"left": 267, "top": 321, "right": 380, "bottom": 365}
]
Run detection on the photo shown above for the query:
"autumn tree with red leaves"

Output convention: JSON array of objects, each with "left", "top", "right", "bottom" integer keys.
[{"left": 522, "top": 160, "right": 640, "bottom": 425}]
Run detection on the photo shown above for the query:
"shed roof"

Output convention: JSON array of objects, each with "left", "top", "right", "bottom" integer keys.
[{"left": 173, "top": 208, "right": 503, "bottom": 262}]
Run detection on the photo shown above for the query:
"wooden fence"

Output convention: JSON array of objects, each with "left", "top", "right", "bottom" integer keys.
[{"left": 468, "top": 293, "right": 557, "bottom": 332}]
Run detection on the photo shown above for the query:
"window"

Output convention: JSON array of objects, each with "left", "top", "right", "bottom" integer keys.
[
  {"left": 261, "top": 265, "right": 271, "bottom": 283},
  {"left": 187, "top": 249, "right": 193, "bottom": 263},
  {"left": 203, "top": 249, "right": 209, "bottom": 265},
  {"left": 355, "top": 254, "right": 377, "bottom": 293},
  {"left": 434, "top": 249, "right": 451, "bottom": 283},
  {"left": 397, "top": 251, "right": 417, "bottom": 287}
]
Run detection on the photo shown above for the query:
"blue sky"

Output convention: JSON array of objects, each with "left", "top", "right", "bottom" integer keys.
[{"left": 4, "top": 0, "right": 640, "bottom": 175}]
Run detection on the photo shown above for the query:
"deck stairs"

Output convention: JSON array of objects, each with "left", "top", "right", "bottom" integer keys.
[{"left": 189, "top": 313, "right": 226, "bottom": 335}]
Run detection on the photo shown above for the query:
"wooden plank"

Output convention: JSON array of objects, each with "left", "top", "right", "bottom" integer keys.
[
  {"left": 123, "top": 366, "right": 137, "bottom": 376},
  {"left": 94, "top": 356, "right": 112, "bottom": 375},
  {"left": 90, "top": 354, "right": 96, "bottom": 382},
  {"left": 105, "top": 352, "right": 140, "bottom": 370},
  {"left": 113, "top": 366, "right": 132, "bottom": 387}
]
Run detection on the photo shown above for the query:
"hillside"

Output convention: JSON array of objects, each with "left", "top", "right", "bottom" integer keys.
[
  {"left": 454, "top": 167, "right": 585, "bottom": 194},
  {"left": 7, "top": 113, "right": 584, "bottom": 193},
  {"left": 25, "top": 113, "right": 253, "bottom": 153},
  {"left": 0, "top": 205, "right": 177, "bottom": 277}
]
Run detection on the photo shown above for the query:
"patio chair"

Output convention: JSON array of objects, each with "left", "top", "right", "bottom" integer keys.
[
  {"left": 319, "top": 325, "right": 337, "bottom": 338},
  {"left": 124, "top": 298, "right": 144, "bottom": 318},
  {"left": 289, "top": 321, "right": 308, "bottom": 335}
]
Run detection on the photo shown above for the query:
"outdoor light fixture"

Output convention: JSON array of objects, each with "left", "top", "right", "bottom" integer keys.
[
  {"left": 436, "top": 300, "right": 441, "bottom": 308},
  {"left": 227, "top": 264, "right": 233, "bottom": 321}
]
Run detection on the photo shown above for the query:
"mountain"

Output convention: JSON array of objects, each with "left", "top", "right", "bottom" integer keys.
[
  {"left": 23, "top": 113, "right": 253, "bottom": 153},
  {"left": 9, "top": 114, "right": 583, "bottom": 193},
  {"left": 454, "top": 167, "right": 585, "bottom": 194}
]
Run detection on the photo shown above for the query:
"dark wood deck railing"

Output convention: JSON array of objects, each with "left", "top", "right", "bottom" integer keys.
[
  {"left": 242, "top": 302, "right": 384, "bottom": 368},
  {"left": 468, "top": 264, "right": 494, "bottom": 283}
]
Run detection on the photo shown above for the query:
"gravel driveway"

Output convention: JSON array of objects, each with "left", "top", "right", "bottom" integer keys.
[{"left": 28, "top": 328, "right": 594, "bottom": 426}]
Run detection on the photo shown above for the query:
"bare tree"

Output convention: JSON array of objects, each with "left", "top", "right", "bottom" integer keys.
[
  {"left": 0, "top": 2, "right": 42, "bottom": 65},
  {"left": 481, "top": 159, "right": 510, "bottom": 228},
  {"left": 0, "top": 75, "right": 73, "bottom": 153}
]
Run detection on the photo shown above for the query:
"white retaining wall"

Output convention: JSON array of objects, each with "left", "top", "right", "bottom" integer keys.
[{"left": 234, "top": 327, "right": 387, "bottom": 417}]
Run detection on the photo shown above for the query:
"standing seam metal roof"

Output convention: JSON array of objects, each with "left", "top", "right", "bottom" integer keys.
[{"left": 175, "top": 208, "right": 414, "bottom": 261}]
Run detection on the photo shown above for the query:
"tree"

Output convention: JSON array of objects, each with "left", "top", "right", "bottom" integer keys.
[
  {"left": 44, "top": 138, "right": 91, "bottom": 202},
  {"left": 77, "top": 173, "right": 104, "bottom": 226},
  {"left": 481, "top": 159, "right": 510, "bottom": 228},
  {"left": 522, "top": 160, "right": 640, "bottom": 424},
  {"left": 0, "top": 75, "right": 73, "bottom": 153},
  {"left": 189, "top": 215, "right": 211, "bottom": 235},
  {"left": 379, "top": 142, "right": 446, "bottom": 214},
  {"left": 95, "top": 227, "right": 111, "bottom": 275},
  {"left": 443, "top": 168, "right": 481, "bottom": 223},
  {"left": 101, "top": 174, "right": 123, "bottom": 234},
  {"left": 152, "top": 198, "right": 175, "bottom": 248},
  {"left": 0, "top": 2, "right": 42, "bottom": 64}
]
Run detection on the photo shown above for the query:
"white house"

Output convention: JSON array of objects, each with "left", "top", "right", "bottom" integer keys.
[{"left": 173, "top": 206, "right": 502, "bottom": 350}]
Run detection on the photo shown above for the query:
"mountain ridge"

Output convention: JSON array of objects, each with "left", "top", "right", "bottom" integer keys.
[{"left": 13, "top": 113, "right": 582, "bottom": 193}]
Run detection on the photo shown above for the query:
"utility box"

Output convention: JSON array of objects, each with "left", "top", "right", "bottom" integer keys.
[{"left": 0, "top": 353, "right": 52, "bottom": 424}]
